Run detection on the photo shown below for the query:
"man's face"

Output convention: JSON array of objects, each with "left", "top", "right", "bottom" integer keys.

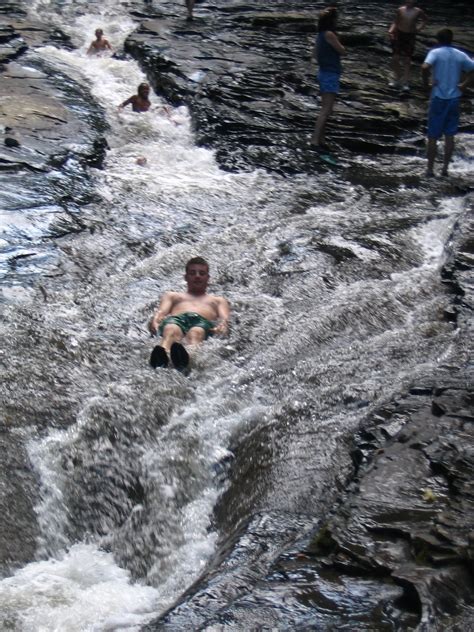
[{"left": 185, "top": 264, "right": 209, "bottom": 293}]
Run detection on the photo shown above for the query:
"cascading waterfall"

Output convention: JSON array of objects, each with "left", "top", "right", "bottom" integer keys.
[{"left": 0, "top": 1, "right": 471, "bottom": 630}]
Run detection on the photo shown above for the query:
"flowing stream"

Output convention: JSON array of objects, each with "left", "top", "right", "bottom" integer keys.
[{"left": 0, "top": 1, "right": 471, "bottom": 630}]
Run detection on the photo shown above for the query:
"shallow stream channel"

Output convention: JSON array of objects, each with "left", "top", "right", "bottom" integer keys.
[{"left": 1, "top": 1, "right": 473, "bottom": 630}]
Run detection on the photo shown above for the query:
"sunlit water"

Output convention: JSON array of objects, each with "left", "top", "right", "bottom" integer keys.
[{"left": 0, "top": 1, "right": 471, "bottom": 630}]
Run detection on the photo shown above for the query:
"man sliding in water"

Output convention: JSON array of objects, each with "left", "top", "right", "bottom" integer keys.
[
  {"left": 148, "top": 257, "right": 230, "bottom": 371},
  {"left": 119, "top": 82, "right": 152, "bottom": 113},
  {"left": 87, "top": 29, "right": 112, "bottom": 55}
]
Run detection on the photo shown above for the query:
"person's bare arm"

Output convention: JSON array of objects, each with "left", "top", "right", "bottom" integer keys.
[
  {"left": 389, "top": 8, "right": 401, "bottom": 38},
  {"left": 325, "top": 31, "right": 346, "bottom": 55},
  {"left": 416, "top": 9, "right": 428, "bottom": 32},
  {"left": 148, "top": 291, "right": 176, "bottom": 335},
  {"left": 118, "top": 96, "right": 134, "bottom": 110},
  {"left": 104, "top": 39, "right": 112, "bottom": 50},
  {"left": 421, "top": 62, "right": 432, "bottom": 90},
  {"left": 211, "top": 297, "right": 231, "bottom": 336}
]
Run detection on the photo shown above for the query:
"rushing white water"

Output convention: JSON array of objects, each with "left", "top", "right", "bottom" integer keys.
[
  {"left": 0, "top": 1, "right": 471, "bottom": 631},
  {"left": 1, "top": 1, "right": 261, "bottom": 629}
]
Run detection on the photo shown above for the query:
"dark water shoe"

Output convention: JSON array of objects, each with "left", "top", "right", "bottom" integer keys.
[
  {"left": 150, "top": 345, "right": 169, "bottom": 368},
  {"left": 170, "top": 342, "right": 190, "bottom": 373}
]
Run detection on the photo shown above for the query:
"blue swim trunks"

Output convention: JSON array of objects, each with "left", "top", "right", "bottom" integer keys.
[
  {"left": 159, "top": 312, "right": 215, "bottom": 338},
  {"left": 428, "top": 97, "right": 460, "bottom": 139},
  {"left": 318, "top": 70, "right": 341, "bottom": 94}
]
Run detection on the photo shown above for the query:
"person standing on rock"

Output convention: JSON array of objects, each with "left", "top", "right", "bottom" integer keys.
[
  {"left": 422, "top": 28, "right": 474, "bottom": 177},
  {"left": 148, "top": 257, "right": 230, "bottom": 372},
  {"left": 310, "top": 7, "right": 346, "bottom": 152},
  {"left": 388, "top": 0, "right": 427, "bottom": 92},
  {"left": 87, "top": 29, "right": 112, "bottom": 55}
]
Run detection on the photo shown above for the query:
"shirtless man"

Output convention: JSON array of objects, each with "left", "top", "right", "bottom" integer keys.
[
  {"left": 388, "top": 0, "right": 427, "bottom": 91},
  {"left": 148, "top": 257, "right": 230, "bottom": 370},
  {"left": 119, "top": 83, "right": 151, "bottom": 113},
  {"left": 87, "top": 29, "right": 112, "bottom": 55}
]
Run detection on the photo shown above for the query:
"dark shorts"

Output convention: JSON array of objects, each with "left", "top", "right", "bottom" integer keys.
[
  {"left": 318, "top": 70, "right": 341, "bottom": 94},
  {"left": 427, "top": 97, "right": 460, "bottom": 139},
  {"left": 159, "top": 312, "right": 215, "bottom": 338},
  {"left": 391, "top": 31, "right": 416, "bottom": 58}
]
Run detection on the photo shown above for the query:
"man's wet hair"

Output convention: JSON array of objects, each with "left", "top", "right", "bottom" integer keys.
[
  {"left": 436, "top": 28, "right": 453, "bottom": 45},
  {"left": 186, "top": 256, "right": 209, "bottom": 272},
  {"left": 318, "top": 7, "right": 338, "bottom": 32}
]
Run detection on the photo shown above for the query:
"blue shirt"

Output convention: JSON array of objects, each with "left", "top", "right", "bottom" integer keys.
[
  {"left": 424, "top": 45, "right": 474, "bottom": 99},
  {"left": 317, "top": 31, "right": 342, "bottom": 74}
]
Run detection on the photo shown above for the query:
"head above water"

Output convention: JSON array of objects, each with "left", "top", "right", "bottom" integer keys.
[
  {"left": 185, "top": 257, "right": 210, "bottom": 294},
  {"left": 436, "top": 28, "right": 453, "bottom": 45},
  {"left": 95, "top": 28, "right": 104, "bottom": 38},
  {"left": 138, "top": 82, "right": 150, "bottom": 97},
  {"left": 185, "top": 256, "right": 209, "bottom": 273},
  {"left": 318, "top": 7, "right": 338, "bottom": 32}
]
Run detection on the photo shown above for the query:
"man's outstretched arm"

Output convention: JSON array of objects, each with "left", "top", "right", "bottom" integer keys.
[
  {"left": 149, "top": 292, "right": 175, "bottom": 335},
  {"left": 212, "top": 298, "right": 231, "bottom": 336}
]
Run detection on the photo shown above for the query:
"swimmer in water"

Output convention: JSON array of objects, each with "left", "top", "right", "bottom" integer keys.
[
  {"left": 118, "top": 83, "right": 152, "bottom": 113},
  {"left": 87, "top": 29, "right": 112, "bottom": 55}
]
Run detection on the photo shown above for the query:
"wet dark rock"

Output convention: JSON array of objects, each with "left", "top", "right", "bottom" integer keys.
[
  {"left": 1, "top": 1, "right": 473, "bottom": 628},
  {"left": 0, "top": 60, "right": 106, "bottom": 172},
  {"left": 0, "top": 24, "right": 26, "bottom": 63},
  {"left": 124, "top": 1, "right": 473, "bottom": 177},
  {"left": 0, "top": 431, "right": 39, "bottom": 577},
  {"left": 145, "top": 190, "right": 474, "bottom": 631},
  {"left": 4, "top": 135, "right": 20, "bottom": 148}
]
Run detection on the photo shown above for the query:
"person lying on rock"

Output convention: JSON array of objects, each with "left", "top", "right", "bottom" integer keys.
[
  {"left": 87, "top": 29, "right": 112, "bottom": 55},
  {"left": 148, "top": 257, "right": 230, "bottom": 372}
]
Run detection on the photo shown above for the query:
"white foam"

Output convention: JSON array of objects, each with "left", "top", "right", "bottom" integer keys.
[{"left": 0, "top": 544, "right": 159, "bottom": 632}]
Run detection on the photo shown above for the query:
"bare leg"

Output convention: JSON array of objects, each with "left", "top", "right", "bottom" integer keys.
[
  {"left": 426, "top": 137, "right": 437, "bottom": 176},
  {"left": 184, "top": 327, "right": 206, "bottom": 348},
  {"left": 160, "top": 323, "right": 184, "bottom": 352},
  {"left": 185, "top": 0, "right": 195, "bottom": 19},
  {"left": 391, "top": 53, "right": 402, "bottom": 84},
  {"left": 311, "top": 92, "right": 336, "bottom": 146},
  {"left": 402, "top": 55, "right": 411, "bottom": 86},
  {"left": 442, "top": 135, "right": 454, "bottom": 175}
]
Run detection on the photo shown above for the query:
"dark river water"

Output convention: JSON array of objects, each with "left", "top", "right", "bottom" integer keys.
[{"left": 0, "top": 1, "right": 472, "bottom": 630}]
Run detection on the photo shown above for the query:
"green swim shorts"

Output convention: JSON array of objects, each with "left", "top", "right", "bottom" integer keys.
[{"left": 159, "top": 312, "right": 215, "bottom": 338}]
